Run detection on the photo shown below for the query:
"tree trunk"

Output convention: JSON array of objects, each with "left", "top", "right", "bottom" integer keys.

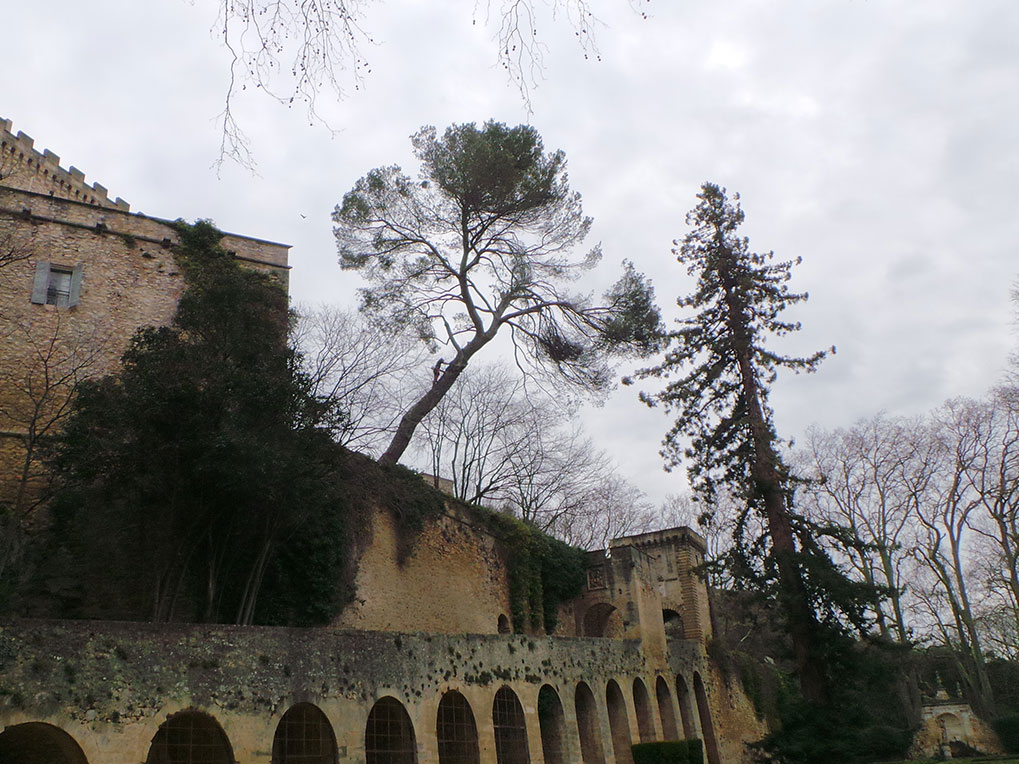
[
  {"left": 719, "top": 253, "right": 830, "bottom": 705},
  {"left": 379, "top": 331, "right": 495, "bottom": 465}
]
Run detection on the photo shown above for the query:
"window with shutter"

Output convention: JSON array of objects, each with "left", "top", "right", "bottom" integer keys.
[{"left": 30, "top": 261, "right": 82, "bottom": 307}]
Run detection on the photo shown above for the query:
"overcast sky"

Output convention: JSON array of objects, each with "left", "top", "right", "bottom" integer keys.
[{"left": 3, "top": 0, "right": 1018, "bottom": 507}]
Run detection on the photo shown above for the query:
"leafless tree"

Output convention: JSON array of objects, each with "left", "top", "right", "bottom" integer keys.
[
  {"left": 0, "top": 313, "right": 110, "bottom": 521},
  {"left": 908, "top": 399, "right": 996, "bottom": 712},
  {"left": 212, "top": 0, "right": 649, "bottom": 166},
  {"left": 417, "top": 364, "right": 533, "bottom": 504},
  {"left": 413, "top": 361, "right": 656, "bottom": 548},
  {"left": 293, "top": 304, "right": 428, "bottom": 455},
  {"left": 799, "top": 415, "right": 926, "bottom": 643}
]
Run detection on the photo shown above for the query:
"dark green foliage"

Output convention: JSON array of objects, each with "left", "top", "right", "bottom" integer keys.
[
  {"left": 749, "top": 636, "right": 916, "bottom": 764},
  {"left": 478, "top": 508, "right": 587, "bottom": 633},
  {"left": 993, "top": 715, "right": 1019, "bottom": 753},
  {"left": 988, "top": 658, "right": 1019, "bottom": 715},
  {"left": 631, "top": 740, "right": 704, "bottom": 764},
  {"left": 41, "top": 220, "right": 359, "bottom": 625}
]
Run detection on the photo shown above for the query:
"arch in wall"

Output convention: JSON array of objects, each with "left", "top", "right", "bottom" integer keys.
[
  {"left": 272, "top": 702, "right": 338, "bottom": 764},
  {"left": 605, "top": 680, "right": 633, "bottom": 764},
  {"left": 145, "top": 709, "right": 234, "bottom": 764},
  {"left": 365, "top": 697, "right": 418, "bottom": 764},
  {"left": 498, "top": 614, "right": 511, "bottom": 634},
  {"left": 674, "top": 675, "right": 695, "bottom": 739},
  {"left": 692, "top": 672, "right": 720, "bottom": 764},
  {"left": 582, "top": 603, "right": 623, "bottom": 637},
  {"left": 537, "top": 685, "right": 566, "bottom": 764},
  {"left": 937, "top": 712, "right": 965, "bottom": 743},
  {"left": 493, "top": 686, "right": 530, "bottom": 764},
  {"left": 436, "top": 690, "right": 480, "bottom": 764},
  {"left": 574, "top": 682, "right": 605, "bottom": 764},
  {"left": 654, "top": 676, "right": 679, "bottom": 740},
  {"left": 0, "top": 722, "right": 89, "bottom": 764},
  {"left": 662, "top": 609, "right": 684, "bottom": 638},
  {"left": 631, "top": 678, "right": 655, "bottom": 742}
]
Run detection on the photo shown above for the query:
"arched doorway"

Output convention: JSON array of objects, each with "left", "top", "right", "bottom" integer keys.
[
  {"left": 692, "top": 673, "right": 720, "bottom": 764},
  {"left": 574, "top": 682, "right": 605, "bottom": 764},
  {"left": 492, "top": 686, "right": 530, "bottom": 764},
  {"left": 631, "top": 678, "right": 655, "bottom": 742},
  {"left": 146, "top": 710, "right": 234, "bottom": 764},
  {"left": 273, "top": 702, "right": 337, "bottom": 764},
  {"left": 582, "top": 604, "right": 622, "bottom": 637},
  {"left": 605, "top": 680, "right": 633, "bottom": 764},
  {"left": 537, "top": 685, "right": 566, "bottom": 764},
  {"left": 674, "top": 675, "right": 695, "bottom": 739},
  {"left": 365, "top": 696, "right": 418, "bottom": 764},
  {"left": 662, "top": 609, "right": 684, "bottom": 638},
  {"left": 655, "top": 677, "right": 679, "bottom": 740},
  {"left": 0, "top": 722, "right": 89, "bottom": 764},
  {"left": 436, "top": 690, "right": 480, "bottom": 764}
]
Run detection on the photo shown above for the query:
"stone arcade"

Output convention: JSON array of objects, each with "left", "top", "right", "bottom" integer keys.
[{"left": 0, "top": 118, "right": 764, "bottom": 764}]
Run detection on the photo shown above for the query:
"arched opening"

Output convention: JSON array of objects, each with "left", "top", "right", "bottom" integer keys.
[
  {"left": 574, "top": 682, "right": 605, "bottom": 764},
  {"left": 631, "top": 678, "right": 655, "bottom": 742},
  {"left": 436, "top": 690, "right": 480, "bottom": 764},
  {"left": 0, "top": 722, "right": 89, "bottom": 764},
  {"left": 674, "top": 675, "right": 695, "bottom": 739},
  {"left": 273, "top": 703, "right": 337, "bottom": 764},
  {"left": 582, "top": 603, "right": 622, "bottom": 637},
  {"left": 605, "top": 680, "right": 633, "bottom": 764},
  {"left": 937, "top": 712, "right": 965, "bottom": 743},
  {"left": 692, "top": 673, "right": 720, "bottom": 764},
  {"left": 493, "top": 686, "right": 530, "bottom": 764},
  {"left": 655, "top": 677, "right": 679, "bottom": 740},
  {"left": 662, "top": 609, "right": 684, "bottom": 638},
  {"left": 146, "top": 710, "right": 234, "bottom": 764},
  {"left": 366, "top": 697, "right": 418, "bottom": 764},
  {"left": 537, "top": 685, "right": 566, "bottom": 764},
  {"left": 498, "top": 614, "right": 511, "bottom": 634}
]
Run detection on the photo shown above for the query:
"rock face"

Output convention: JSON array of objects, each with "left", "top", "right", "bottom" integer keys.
[{"left": 0, "top": 117, "right": 766, "bottom": 764}]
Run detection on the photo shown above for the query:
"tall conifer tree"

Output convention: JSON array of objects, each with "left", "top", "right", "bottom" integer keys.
[{"left": 636, "top": 182, "right": 838, "bottom": 703}]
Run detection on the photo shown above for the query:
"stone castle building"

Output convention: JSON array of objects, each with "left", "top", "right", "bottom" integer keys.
[{"left": 0, "top": 119, "right": 764, "bottom": 764}]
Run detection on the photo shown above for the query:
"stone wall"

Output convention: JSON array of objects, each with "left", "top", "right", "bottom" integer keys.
[
  {"left": 335, "top": 504, "right": 514, "bottom": 636},
  {"left": 1, "top": 117, "right": 130, "bottom": 210},
  {"left": 0, "top": 184, "right": 289, "bottom": 511},
  {"left": 0, "top": 619, "right": 761, "bottom": 764}
]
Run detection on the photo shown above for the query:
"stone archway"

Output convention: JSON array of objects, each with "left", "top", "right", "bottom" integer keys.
[
  {"left": 146, "top": 709, "right": 234, "bottom": 764},
  {"left": 273, "top": 702, "right": 337, "bottom": 764},
  {"left": 365, "top": 696, "right": 418, "bottom": 764},
  {"left": 0, "top": 722, "right": 89, "bottom": 764}
]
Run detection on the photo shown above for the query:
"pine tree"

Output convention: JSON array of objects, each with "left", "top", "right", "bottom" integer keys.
[{"left": 636, "top": 182, "right": 844, "bottom": 704}]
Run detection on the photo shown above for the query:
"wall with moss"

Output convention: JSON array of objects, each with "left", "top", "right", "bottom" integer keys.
[{"left": 0, "top": 619, "right": 757, "bottom": 764}]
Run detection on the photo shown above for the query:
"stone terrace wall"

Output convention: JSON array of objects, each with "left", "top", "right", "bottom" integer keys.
[
  {"left": 335, "top": 504, "right": 515, "bottom": 635},
  {"left": 0, "top": 620, "right": 758, "bottom": 764}
]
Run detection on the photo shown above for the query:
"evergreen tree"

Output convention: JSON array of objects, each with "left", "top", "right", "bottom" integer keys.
[
  {"left": 635, "top": 183, "right": 869, "bottom": 705},
  {"left": 335, "top": 121, "right": 661, "bottom": 465},
  {"left": 42, "top": 221, "right": 355, "bottom": 625}
]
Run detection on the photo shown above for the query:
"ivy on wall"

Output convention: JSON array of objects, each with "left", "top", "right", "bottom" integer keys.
[{"left": 479, "top": 509, "right": 588, "bottom": 634}]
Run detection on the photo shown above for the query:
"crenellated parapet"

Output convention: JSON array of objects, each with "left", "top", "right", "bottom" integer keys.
[{"left": 0, "top": 117, "right": 130, "bottom": 211}]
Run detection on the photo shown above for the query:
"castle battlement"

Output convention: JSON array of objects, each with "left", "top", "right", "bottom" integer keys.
[{"left": 0, "top": 116, "right": 129, "bottom": 211}]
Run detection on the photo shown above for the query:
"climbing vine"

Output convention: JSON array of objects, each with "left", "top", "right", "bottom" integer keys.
[{"left": 479, "top": 509, "right": 588, "bottom": 634}]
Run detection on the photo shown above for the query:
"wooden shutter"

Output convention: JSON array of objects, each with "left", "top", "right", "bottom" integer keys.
[
  {"left": 31, "top": 261, "right": 50, "bottom": 304},
  {"left": 69, "top": 263, "right": 84, "bottom": 306}
]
